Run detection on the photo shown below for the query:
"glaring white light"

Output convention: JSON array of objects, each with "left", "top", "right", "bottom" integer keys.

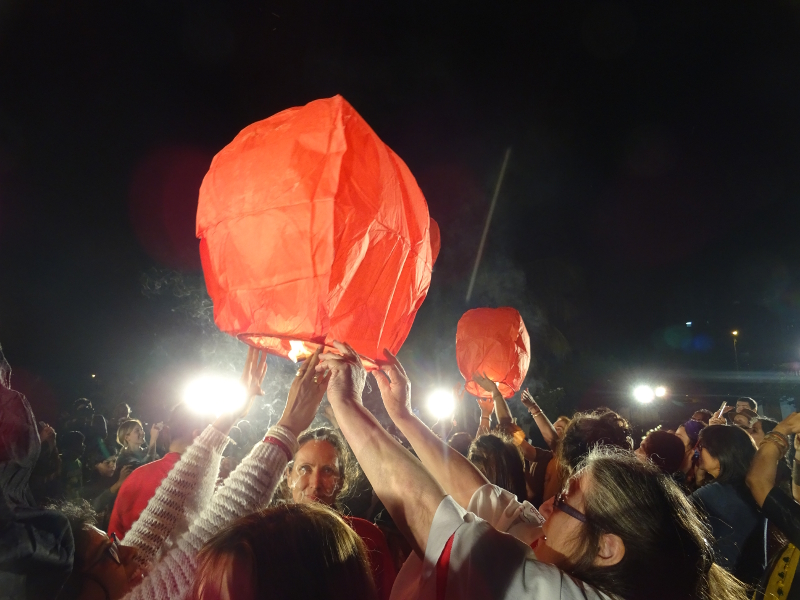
[
  {"left": 633, "top": 385, "right": 655, "bottom": 404},
  {"left": 654, "top": 386, "right": 667, "bottom": 398},
  {"left": 288, "top": 340, "right": 311, "bottom": 363},
  {"left": 183, "top": 375, "right": 247, "bottom": 417},
  {"left": 686, "top": 322, "right": 692, "bottom": 327},
  {"left": 427, "top": 389, "right": 455, "bottom": 419}
]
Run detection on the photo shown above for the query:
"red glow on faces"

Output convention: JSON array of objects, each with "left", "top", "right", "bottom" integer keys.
[{"left": 129, "top": 145, "right": 213, "bottom": 270}]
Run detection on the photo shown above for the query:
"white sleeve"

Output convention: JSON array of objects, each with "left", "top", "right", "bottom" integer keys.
[
  {"left": 466, "top": 484, "right": 543, "bottom": 545},
  {"left": 122, "top": 425, "right": 296, "bottom": 600},
  {"left": 121, "top": 425, "right": 229, "bottom": 569}
]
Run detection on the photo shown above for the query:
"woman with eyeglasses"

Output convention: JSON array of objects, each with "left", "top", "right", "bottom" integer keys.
[
  {"left": 691, "top": 424, "right": 766, "bottom": 587},
  {"left": 318, "top": 341, "right": 748, "bottom": 600}
]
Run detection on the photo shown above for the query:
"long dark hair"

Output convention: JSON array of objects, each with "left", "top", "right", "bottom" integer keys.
[
  {"left": 190, "top": 503, "right": 377, "bottom": 600},
  {"left": 468, "top": 433, "right": 527, "bottom": 502},
  {"left": 698, "top": 425, "right": 756, "bottom": 485},
  {"left": 569, "top": 447, "right": 748, "bottom": 600}
]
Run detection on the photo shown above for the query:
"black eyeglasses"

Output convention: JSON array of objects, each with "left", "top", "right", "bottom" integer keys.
[{"left": 554, "top": 491, "right": 587, "bottom": 523}]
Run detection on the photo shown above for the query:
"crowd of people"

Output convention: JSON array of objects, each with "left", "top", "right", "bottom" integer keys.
[{"left": 4, "top": 341, "right": 800, "bottom": 600}]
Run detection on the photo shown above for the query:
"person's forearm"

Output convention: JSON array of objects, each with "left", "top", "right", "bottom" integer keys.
[
  {"left": 330, "top": 397, "right": 446, "bottom": 557},
  {"left": 390, "top": 411, "right": 490, "bottom": 510},
  {"left": 123, "top": 425, "right": 228, "bottom": 567},
  {"left": 793, "top": 459, "right": 800, "bottom": 503},
  {"left": 145, "top": 438, "right": 158, "bottom": 461},
  {"left": 746, "top": 440, "right": 782, "bottom": 507},
  {"left": 531, "top": 411, "right": 559, "bottom": 450},
  {"left": 476, "top": 414, "right": 491, "bottom": 437},
  {"left": 494, "top": 392, "right": 513, "bottom": 424},
  {"left": 123, "top": 427, "right": 291, "bottom": 600}
]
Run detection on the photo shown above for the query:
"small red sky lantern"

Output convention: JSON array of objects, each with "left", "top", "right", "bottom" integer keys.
[
  {"left": 456, "top": 307, "right": 531, "bottom": 398},
  {"left": 196, "top": 95, "right": 437, "bottom": 368}
]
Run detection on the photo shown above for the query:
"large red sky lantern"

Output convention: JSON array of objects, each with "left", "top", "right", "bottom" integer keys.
[
  {"left": 196, "top": 95, "right": 438, "bottom": 368},
  {"left": 456, "top": 307, "right": 531, "bottom": 398}
]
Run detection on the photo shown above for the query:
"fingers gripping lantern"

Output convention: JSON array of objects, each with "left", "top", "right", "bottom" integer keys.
[
  {"left": 456, "top": 307, "right": 531, "bottom": 398},
  {"left": 196, "top": 96, "right": 439, "bottom": 368}
]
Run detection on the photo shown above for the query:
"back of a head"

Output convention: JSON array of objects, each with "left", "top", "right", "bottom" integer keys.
[
  {"left": 448, "top": 431, "right": 474, "bottom": 457},
  {"left": 698, "top": 424, "right": 756, "bottom": 486},
  {"left": 190, "top": 502, "right": 377, "bottom": 600},
  {"left": 758, "top": 417, "right": 778, "bottom": 436},
  {"left": 642, "top": 431, "right": 685, "bottom": 474},
  {"left": 468, "top": 433, "right": 527, "bottom": 501},
  {"left": 571, "top": 447, "right": 748, "bottom": 600},
  {"left": 168, "top": 402, "right": 213, "bottom": 443},
  {"left": 558, "top": 409, "right": 633, "bottom": 475}
]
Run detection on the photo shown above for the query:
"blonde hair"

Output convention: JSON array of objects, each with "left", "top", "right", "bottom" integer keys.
[{"left": 116, "top": 419, "right": 143, "bottom": 447}]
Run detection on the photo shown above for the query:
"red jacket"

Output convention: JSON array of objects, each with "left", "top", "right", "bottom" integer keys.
[
  {"left": 108, "top": 452, "right": 180, "bottom": 540},
  {"left": 345, "top": 516, "right": 397, "bottom": 600}
]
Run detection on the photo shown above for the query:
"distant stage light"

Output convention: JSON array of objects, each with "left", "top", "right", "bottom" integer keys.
[
  {"left": 654, "top": 386, "right": 667, "bottom": 398},
  {"left": 427, "top": 388, "right": 456, "bottom": 420},
  {"left": 183, "top": 375, "right": 247, "bottom": 417},
  {"left": 633, "top": 385, "right": 655, "bottom": 404},
  {"left": 686, "top": 322, "right": 692, "bottom": 327}
]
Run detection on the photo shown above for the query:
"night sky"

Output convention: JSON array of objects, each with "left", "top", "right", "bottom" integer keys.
[{"left": 3, "top": 1, "right": 800, "bottom": 426}]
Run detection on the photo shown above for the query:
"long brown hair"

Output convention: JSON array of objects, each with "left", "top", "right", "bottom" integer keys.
[
  {"left": 189, "top": 503, "right": 377, "bottom": 600},
  {"left": 568, "top": 447, "right": 748, "bottom": 600},
  {"left": 468, "top": 433, "right": 527, "bottom": 502}
]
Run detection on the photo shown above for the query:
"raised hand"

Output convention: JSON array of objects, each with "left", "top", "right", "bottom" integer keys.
[
  {"left": 475, "top": 395, "right": 495, "bottom": 418},
  {"left": 374, "top": 348, "right": 412, "bottom": 419},
  {"left": 240, "top": 346, "right": 268, "bottom": 398},
  {"left": 520, "top": 389, "right": 539, "bottom": 411},
  {"left": 149, "top": 422, "right": 164, "bottom": 441},
  {"left": 214, "top": 347, "right": 269, "bottom": 434},
  {"left": 472, "top": 372, "right": 500, "bottom": 396},
  {"left": 315, "top": 341, "right": 366, "bottom": 407},
  {"left": 278, "top": 346, "right": 330, "bottom": 436},
  {"left": 111, "top": 464, "right": 136, "bottom": 493},
  {"left": 775, "top": 412, "right": 800, "bottom": 436}
]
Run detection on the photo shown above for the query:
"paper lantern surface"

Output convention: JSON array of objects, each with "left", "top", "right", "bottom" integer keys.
[
  {"left": 197, "top": 95, "right": 436, "bottom": 368},
  {"left": 456, "top": 307, "right": 531, "bottom": 399}
]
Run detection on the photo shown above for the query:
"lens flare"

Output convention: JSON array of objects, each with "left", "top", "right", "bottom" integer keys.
[
  {"left": 633, "top": 385, "right": 655, "bottom": 404},
  {"left": 654, "top": 386, "right": 667, "bottom": 398},
  {"left": 427, "top": 388, "right": 455, "bottom": 419},
  {"left": 183, "top": 375, "right": 247, "bottom": 416}
]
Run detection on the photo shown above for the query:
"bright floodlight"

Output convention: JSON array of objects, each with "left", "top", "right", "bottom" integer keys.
[
  {"left": 183, "top": 375, "right": 247, "bottom": 417},
  {"left": 654, "top": 386, "right": 667, "bottom": 398},
  {"left": 427, "top": 388, "right": 455, "bottom": 419},
  {"left": 633, "top": 385, "right": 655, "bottom": 404}
]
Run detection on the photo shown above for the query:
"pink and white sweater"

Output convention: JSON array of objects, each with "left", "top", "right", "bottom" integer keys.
[{"left": 120, "top": 423, "right": 297, "bottom": 600}]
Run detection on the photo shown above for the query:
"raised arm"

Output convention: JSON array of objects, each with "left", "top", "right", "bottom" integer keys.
[
  {"left": 144, "top": 422, "right": 163, "bottom": 462},
  {"left": 473, "top": 373, "right": 512, "bottom": 425},
  {"left": 319, "top": 342, "right": 446, "bottom": 558},
  {"left": 746, "top": 413, "right": 800, "bottom": 506},
  {"left": 123, "top": 348, "right": 328, "bottom": 600},
  {"left": 123, "top": 347, "right": 269, "bottom": 567},
  {"left": 475, "top": 395, "right": 494, "bottom": 437},
  {"left": 374, "top": 350, "right": 491, "bottom": 512},
  {"left": 520, "top": 389, "right": 559, "bottom": 450}
]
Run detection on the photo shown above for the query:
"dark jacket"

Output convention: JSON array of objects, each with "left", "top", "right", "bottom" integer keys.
[
  {"left": 692, "top": 481, "right": 767, "bottom": 586},
  {"left": 0, "top": 350, "right": 74, "bottom": 599}
]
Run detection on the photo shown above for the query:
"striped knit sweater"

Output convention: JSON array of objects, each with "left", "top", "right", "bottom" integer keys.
[{"left": 121, "top": 423, "right": 297, "bottom": 600}]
